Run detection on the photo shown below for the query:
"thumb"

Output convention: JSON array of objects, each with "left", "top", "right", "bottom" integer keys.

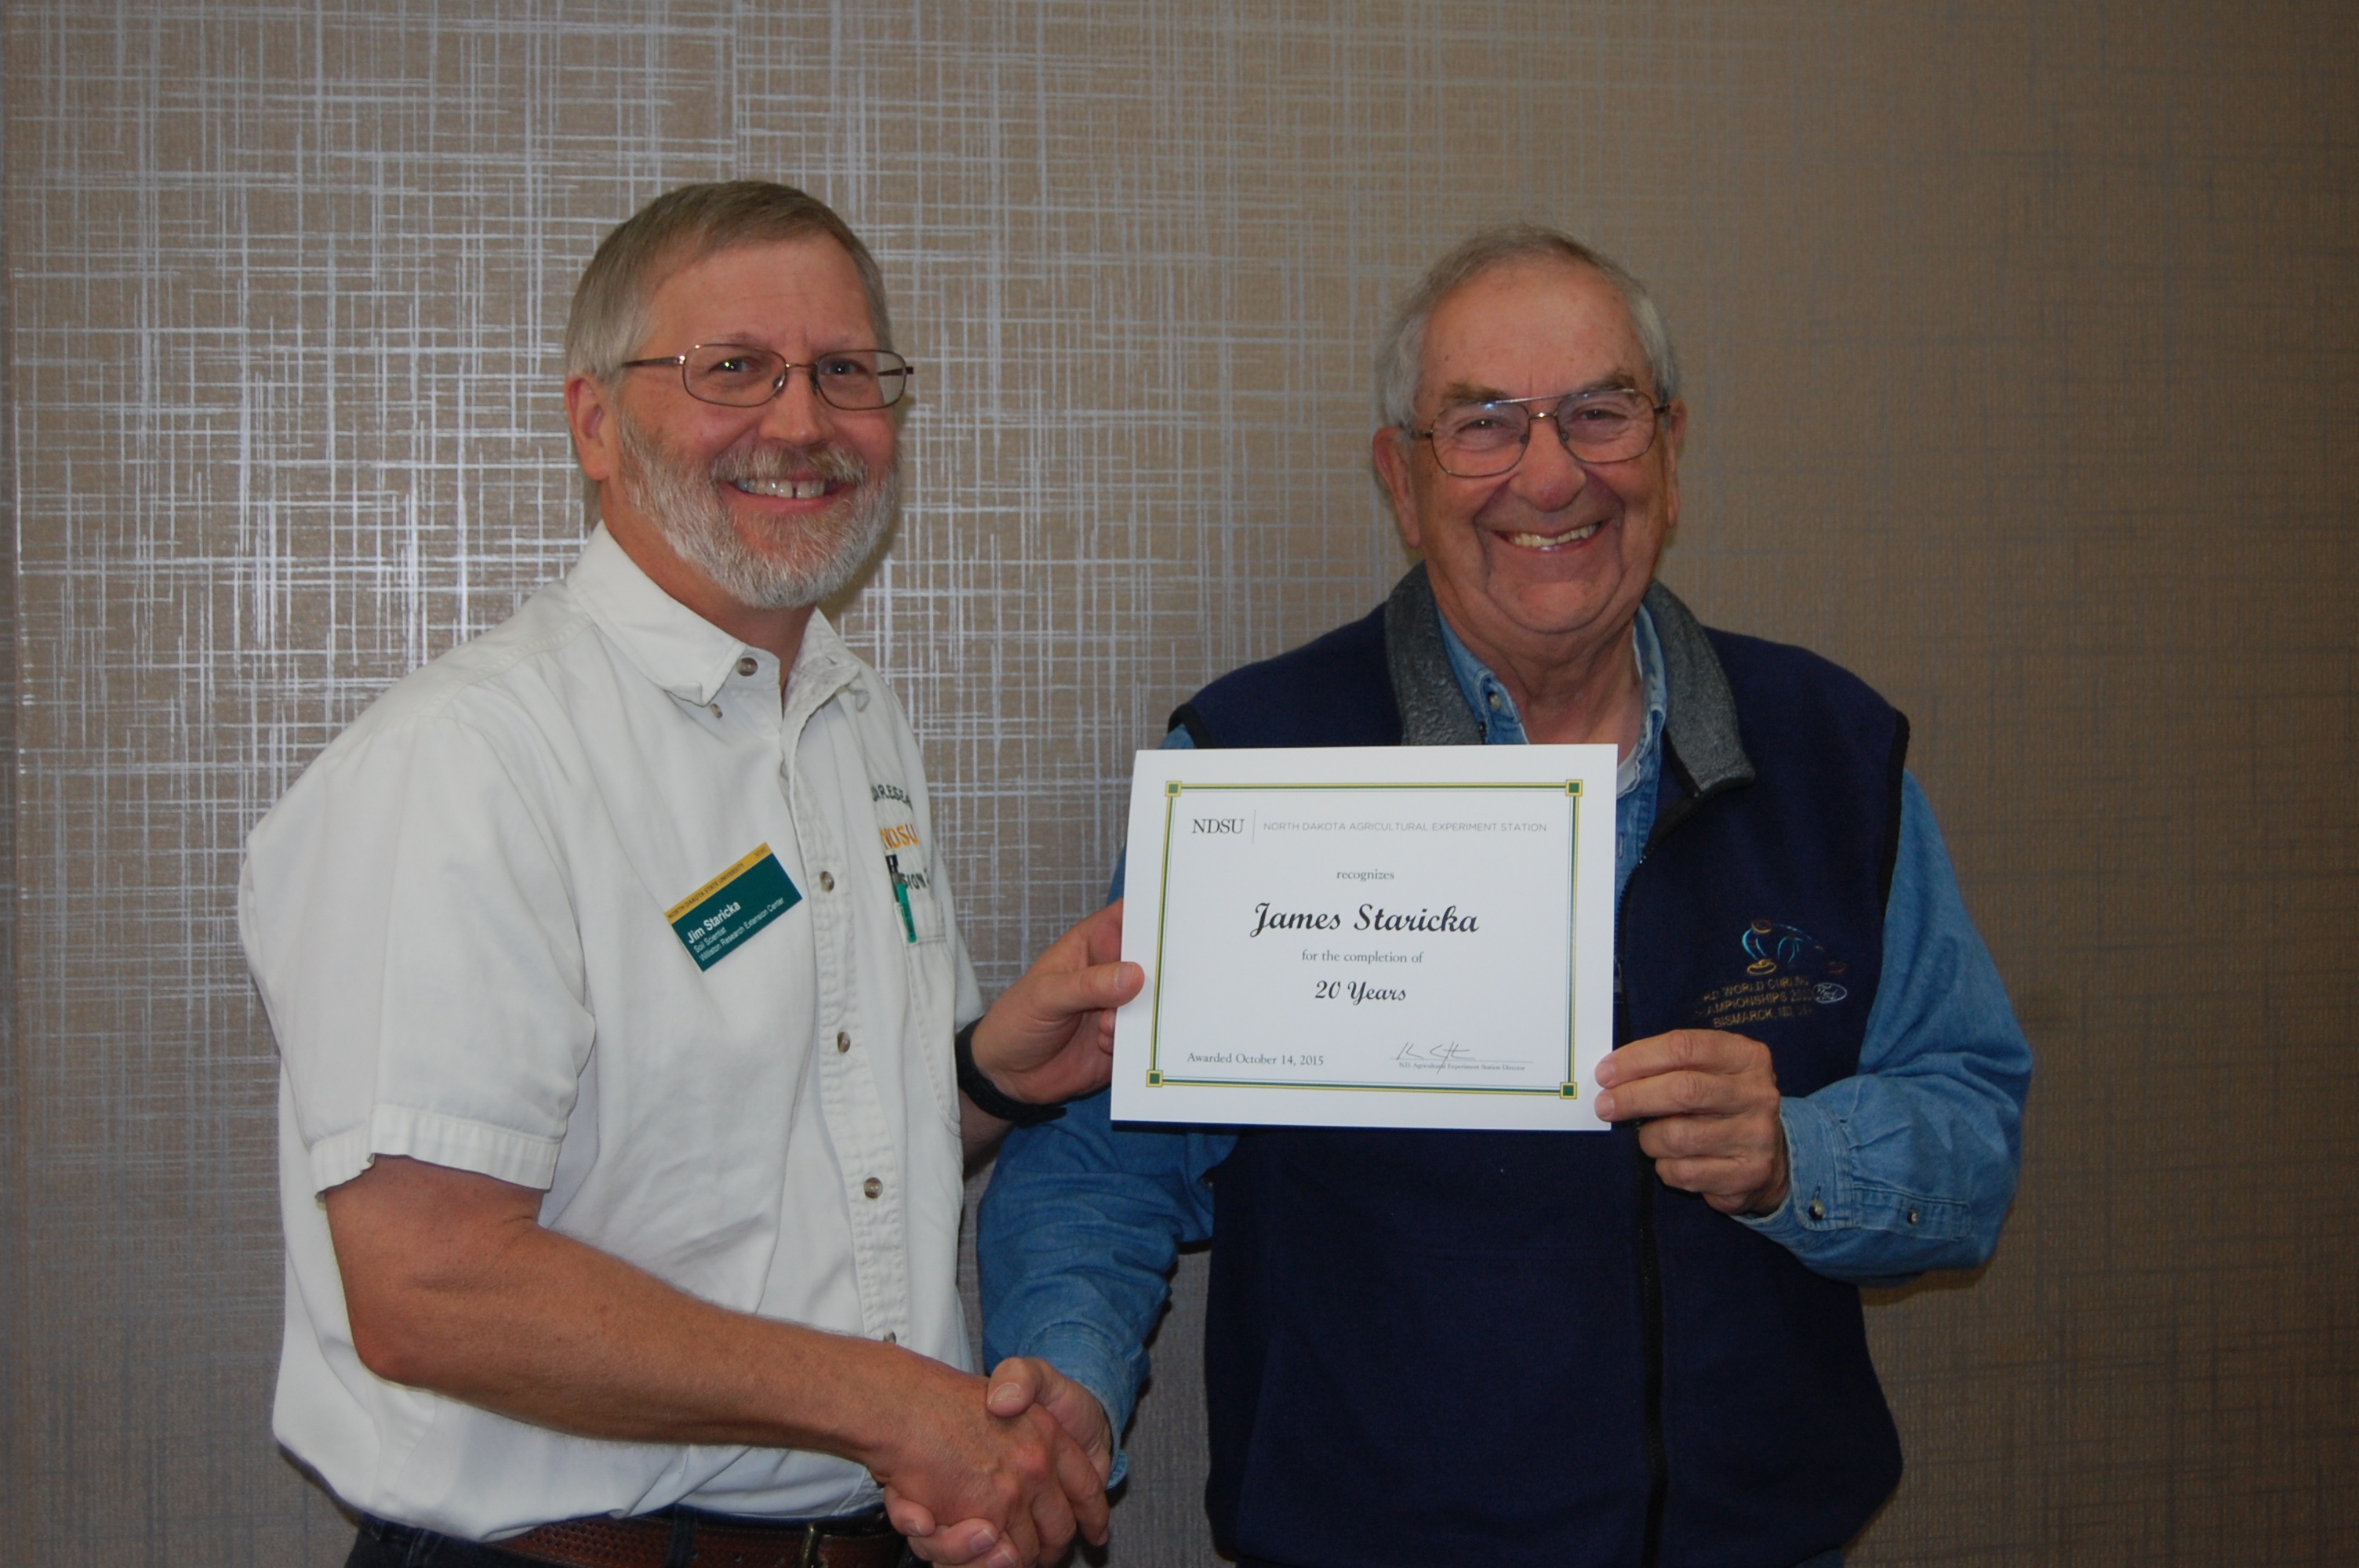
[
  {"left": 883, "top": 1487, "right": 940, "bottom": 1541},
  {"left": 986, "top": 1356, "right": 1047, "bottom": 1417},
  {"left": 1087, "top": 958, "right": 1146, "bottom": 1011}
]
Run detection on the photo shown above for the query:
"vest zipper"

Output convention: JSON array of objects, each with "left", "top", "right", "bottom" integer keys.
[
  {"left": 1637, "top": 1139, "right": 1667, "bottom": 1567},
  {"left": 1616, "top": 844, "right": 1670, "bottom": 1568}
]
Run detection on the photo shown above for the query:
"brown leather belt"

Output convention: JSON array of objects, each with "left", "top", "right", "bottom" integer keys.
[{"left": 497, "top": 1507, "right": 907, "bottom": 1568}]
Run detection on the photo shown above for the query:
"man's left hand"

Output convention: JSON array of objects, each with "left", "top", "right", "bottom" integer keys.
[
  {"left": 1593, "top": 1029, "right": 1790, "bottom": 1217},
  {"left": 967, "top": 900, "right": 1143, "bottom": 1114}
]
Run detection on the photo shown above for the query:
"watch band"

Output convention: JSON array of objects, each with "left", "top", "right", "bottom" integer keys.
[{"left": 954, "top": 1019, "right": 1066, "bottom": 1126}]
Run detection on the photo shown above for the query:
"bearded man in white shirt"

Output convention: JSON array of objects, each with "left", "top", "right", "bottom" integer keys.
[{"left": 242, "top": 182, "right": 1136, "bottom": 1568}]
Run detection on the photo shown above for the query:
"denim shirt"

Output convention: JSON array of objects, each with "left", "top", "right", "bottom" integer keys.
[
  {"left": 1436, "top": 604, "right": 1669, "bottom": 902},
  {"left": 980, "top": 611, "right": 2031, "bottom": 1459}
]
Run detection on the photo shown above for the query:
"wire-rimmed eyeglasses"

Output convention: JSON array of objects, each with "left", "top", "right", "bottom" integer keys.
[
  {"left": 1413, "top": 386, "right": 1669, "bottom": 478},
  {"left": 619, "top": 344, "right": 914, "bottom": 411}
]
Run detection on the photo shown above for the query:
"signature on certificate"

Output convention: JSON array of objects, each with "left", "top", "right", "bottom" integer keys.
[{"left": 1394, "top": 1040, "right": 1532, "bottom": 1073}]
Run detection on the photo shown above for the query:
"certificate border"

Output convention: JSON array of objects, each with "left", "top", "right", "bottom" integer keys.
[{"left": 1143, "top": 779, "right": 1583, "bottom": 1099}]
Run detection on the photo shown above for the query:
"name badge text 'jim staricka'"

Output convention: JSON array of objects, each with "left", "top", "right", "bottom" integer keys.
[{"left": 1110, "top": 745, "right": 1617, "bottom": 1133}]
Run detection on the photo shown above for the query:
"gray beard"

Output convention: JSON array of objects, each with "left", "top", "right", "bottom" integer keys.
[{"left": 616, "top": 415, "right": 897, "bottom": 611}]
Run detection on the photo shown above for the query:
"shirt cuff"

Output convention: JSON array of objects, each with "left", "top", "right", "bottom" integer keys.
[
  {"left": 307, "top": 1105, "right": 563, "bottom": 1194},
  {"left": 1735, "top": 1093, "right": 1974, "bottom": 1257},
  {"left": 1732, "top": 1097, "right": 1834, "bottom": 1241}
]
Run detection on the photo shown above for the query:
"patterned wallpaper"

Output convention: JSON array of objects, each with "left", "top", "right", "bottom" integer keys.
[{"left": 3, "top": 3, "right": 2354, "bottom": 1564}]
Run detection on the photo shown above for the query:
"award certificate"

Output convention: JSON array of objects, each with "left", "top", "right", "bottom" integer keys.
[{"left": 1111, "top": 744, "right": 1617, "bottom": 1131}]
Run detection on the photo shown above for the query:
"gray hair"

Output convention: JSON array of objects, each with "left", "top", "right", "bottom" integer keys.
[
  {"left": 563, "top": 180, "right": 894, "bottom": 384},
  {"left": 1372, "top": 223, "right": 1680, "bottom": 430}
]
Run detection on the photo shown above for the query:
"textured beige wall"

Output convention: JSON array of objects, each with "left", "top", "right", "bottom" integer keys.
[{"left": 3, "top": 2, "right": 2354, "bottom": 1565}]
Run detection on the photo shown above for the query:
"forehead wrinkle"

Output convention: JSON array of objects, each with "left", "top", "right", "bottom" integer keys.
[{"left": 642, "top": 242, "right": 879, "bottom": 353}]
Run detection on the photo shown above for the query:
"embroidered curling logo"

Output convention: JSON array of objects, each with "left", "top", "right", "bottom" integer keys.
[{"left": 1688, "top": 919, "right": 1850, "bottom": 1030}]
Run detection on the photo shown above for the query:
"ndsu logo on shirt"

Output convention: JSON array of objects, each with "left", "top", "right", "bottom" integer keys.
[{"left": 873, "top": 780, "right": 926, "bottom": 866}]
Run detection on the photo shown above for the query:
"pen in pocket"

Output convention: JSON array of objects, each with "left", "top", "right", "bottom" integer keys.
[{"left": 885, "top": 853, "right": 918, "bottom": 943}]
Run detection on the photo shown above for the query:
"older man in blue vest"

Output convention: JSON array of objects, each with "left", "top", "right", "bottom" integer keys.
[{"left": 962, "top": 227, "right": 2032, "bottom": 1568}]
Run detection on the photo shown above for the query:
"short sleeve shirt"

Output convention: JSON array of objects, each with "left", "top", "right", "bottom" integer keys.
[{"left": 241, "top": 526, "right": 983, "bottom": 1540}]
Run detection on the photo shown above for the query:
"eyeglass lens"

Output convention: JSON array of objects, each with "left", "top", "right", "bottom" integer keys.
[
  {"left": 1430, "top": 390, "right": 1657, "bottom": 477},
  {"left": 682, "top": 346, "right": 911, "bottom": 410}
]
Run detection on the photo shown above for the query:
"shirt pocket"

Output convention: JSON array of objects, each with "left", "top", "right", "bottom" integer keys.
[
  {"left": 873, "top": 804, "right": 960, "bottom": 1129},
  {"left": 900, "top": 909, "right": 962, "bottom": 1133}
]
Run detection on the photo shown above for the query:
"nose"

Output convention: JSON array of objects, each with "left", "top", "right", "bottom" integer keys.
[
  {"left": 755, "top": 365, "right": 835, "bottom": 447},
  {"left": 1510, "top": 408, "right": 1589, "bottom": 509}
]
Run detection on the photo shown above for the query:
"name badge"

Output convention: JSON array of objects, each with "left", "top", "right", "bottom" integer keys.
[{"left": 667, "top": 844, "right": 800, "bottom": 971}]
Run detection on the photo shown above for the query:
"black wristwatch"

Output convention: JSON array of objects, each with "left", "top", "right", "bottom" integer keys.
[{"left": 954, "top": 1019, "right": 1066, "bottom": 1126}]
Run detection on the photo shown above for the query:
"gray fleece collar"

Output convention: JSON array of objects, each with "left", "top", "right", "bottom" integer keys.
[
  {"left": 1383, "top": 565, "right": 1484, "bottom": 746},
  {"left": 1641, "top": 579, "right": 1753, "bottom": 797},
  {"left": 1380, "top": 563, "right": 1754, "bottom": 797}
]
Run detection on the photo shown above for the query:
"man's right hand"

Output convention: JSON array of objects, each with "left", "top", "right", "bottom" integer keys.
[
  {"left": 324, "top": 1156, "right": 1107, "bottom": 1568},
  {"left": 885, "top": 1357, "right": 1114, "bottom": 1567},
  {"left": 868, "top": 1355, "right": 1109, "bottom": 1568}
]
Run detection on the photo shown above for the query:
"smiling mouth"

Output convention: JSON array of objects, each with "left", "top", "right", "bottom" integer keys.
[
  {"left": 729, "top": 475, "right": 837, "bottom": 500},
  {"left": 1502, "top": 521, "right": 1602, "bottom": 549}
]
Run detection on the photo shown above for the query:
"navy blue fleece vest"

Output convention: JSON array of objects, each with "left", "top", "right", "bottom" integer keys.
[{"left": 1179, "top": 603, "right": 1907, "bottom": 1568}]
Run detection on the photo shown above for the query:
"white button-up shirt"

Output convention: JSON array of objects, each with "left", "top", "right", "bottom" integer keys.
[{"left": 242, "top": 526, "right": 982, "bottom": 1540}]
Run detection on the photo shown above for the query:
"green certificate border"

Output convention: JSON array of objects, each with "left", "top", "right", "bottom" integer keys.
[{"left": 1143, "top": 780, "right": 1583, "bottom": 1099}]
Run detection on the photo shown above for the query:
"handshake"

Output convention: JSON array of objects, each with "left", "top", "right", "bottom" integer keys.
[
  {"left": 860, "top": 902, "right": 1140, "bottom": 1563},
  {"left": 856, "top": 902, "right": 1136, "bottom": 1564},
  {"left": 871, "top": 1354, "right": 1115, "bottom": 1568}
]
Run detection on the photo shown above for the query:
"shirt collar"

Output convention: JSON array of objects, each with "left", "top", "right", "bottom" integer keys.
[
  {"left": 1627, "top": 605, "right": 1670, "bottom": 798},
  {"left": 1437, "top": 604, "right": 1669, "bottom": 800},
  {"left": 564, "top": 524, "right": 863, "bottom": 709}
]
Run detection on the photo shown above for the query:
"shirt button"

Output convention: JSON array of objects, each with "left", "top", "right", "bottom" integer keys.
[
  {"left": 863, "top": 1177, "right": 882, "bottom": 1200},
  {"left": 836, "top": 1030, "right": 852, "bottom": 1054},
  {"left": 818, "top": 870, "right": 834, "bottom": 892},
  {"left": 736, "top": 655, "right": 758, "bottom": 677},
  {"left": 1907, "top": 1207, "right": 1921, "bottom": 1225},
  {"left": 1487, "top": 691, "right": 1503, "bottom": 710},
  {"left": 1808, "top": 1199, "right": 1827, "bottom": 1221}
]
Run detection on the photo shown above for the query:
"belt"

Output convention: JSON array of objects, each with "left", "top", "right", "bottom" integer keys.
[{"left": 498, "top": 1507, "right": 907, "bottom": 1568}]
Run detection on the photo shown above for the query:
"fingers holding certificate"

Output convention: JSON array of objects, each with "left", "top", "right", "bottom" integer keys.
[{"left": 1111, "top": 745, "right": 1618, "bottom": 1131}]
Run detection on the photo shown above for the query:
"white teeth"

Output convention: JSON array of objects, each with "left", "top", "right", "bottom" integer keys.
[
  {"left": 1505, "top": 522, "right": 1601, "bottom": 548},
  {"left": 735, "top": 477, "right": 830, "bottom": 499}
]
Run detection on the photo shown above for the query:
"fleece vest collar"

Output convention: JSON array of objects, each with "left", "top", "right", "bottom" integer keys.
[{"left": 1381, "top": 564, "right": 1756, "bottom": 807}]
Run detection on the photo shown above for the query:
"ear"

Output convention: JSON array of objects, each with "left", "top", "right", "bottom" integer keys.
[
  {"left": 1658, "top": 398, "right": 1688, "bottom": 533},
  {"left": 1370, "top": 426, "right": 1425, "bottom": 552},
  {"left": 565, "top": 373, "right": 622, "bottom": 486}
]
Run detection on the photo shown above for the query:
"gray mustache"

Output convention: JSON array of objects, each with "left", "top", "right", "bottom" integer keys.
[{"left": 711, "top": 442, "right": 867, "bottom": 488}]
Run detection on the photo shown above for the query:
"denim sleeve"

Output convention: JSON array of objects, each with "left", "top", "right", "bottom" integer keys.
[
  {"left": 1098, "top": 724, "right": 1193, "bottom": 904},
  {"left": 976, "top": 722, "right": 1223, "bottom": 1478},
  {"left": 977, "top": 1091, "right": 1235, "bottom": 1477},
  {"left": 1736, "top": 772, "right": 2033, "bottom": 1283}
]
